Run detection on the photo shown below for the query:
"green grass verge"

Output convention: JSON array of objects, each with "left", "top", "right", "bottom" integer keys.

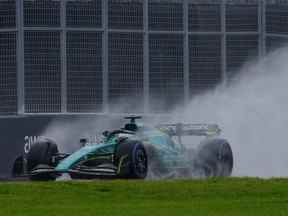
[{"left": 0, "top": 178, "right": 288, "bottom": 216}]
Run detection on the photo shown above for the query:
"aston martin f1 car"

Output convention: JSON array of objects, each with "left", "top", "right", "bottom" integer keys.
[{"left": 12, "top": 116, "right": 233, "bottom": 180}]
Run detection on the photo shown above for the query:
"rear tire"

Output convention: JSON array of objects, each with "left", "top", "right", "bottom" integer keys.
[
  {"left": 196, "top": 138, "right": 233, "bottom": 177},
  {"left": 27, "top": 138, "right": 58, "bottom": 181},
  {"left": 115, "top": 140, "right": 148, "bottom": 179},
  {"left": 145, "top": 145, "right": 167, "bottom": 179}
]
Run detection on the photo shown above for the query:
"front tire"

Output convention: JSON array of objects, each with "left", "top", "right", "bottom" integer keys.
[
  {"left": 27, "top": 138, "right": 58, "bottom": 181},
  {"left": 115, "top": 140, "right": 148, "bottom": 179}
]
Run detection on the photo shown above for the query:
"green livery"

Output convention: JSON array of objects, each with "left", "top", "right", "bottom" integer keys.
[{"left": 55, "top": 144, "right": 115, "bottom": 172}]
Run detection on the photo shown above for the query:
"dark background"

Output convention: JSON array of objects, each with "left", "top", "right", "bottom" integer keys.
[{"left": 0, "top": 116, "right": 51, "bottom": 177}]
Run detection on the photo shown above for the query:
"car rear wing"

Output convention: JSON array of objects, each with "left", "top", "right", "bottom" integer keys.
[{"left": 157, "top": 123, "right": 221, "bottom": 137}]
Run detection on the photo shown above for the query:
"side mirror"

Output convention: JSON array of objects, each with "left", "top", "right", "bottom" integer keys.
[{"left": 102, "top": 131, "right": 110, "bottom": 137}]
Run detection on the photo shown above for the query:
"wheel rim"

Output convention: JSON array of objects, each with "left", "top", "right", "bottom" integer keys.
[
  {"left": 219, "top": 143, "right": 233, "bottom": 176},
  {"left": 133, "top": 147, "right": 148, "bottom": 177}
]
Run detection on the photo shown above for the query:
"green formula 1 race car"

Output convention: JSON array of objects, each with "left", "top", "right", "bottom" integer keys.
[{"left": 12, "top": 116, "right": 233, "bottom": 180}]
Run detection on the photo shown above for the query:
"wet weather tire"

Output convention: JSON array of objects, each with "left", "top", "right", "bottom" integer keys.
[
  {"left": 197, "top": 138, "right": 233, "bottom": 177},
  {"left": 26, "top": 138, "right": 58, "bottom": 181},
  {"left": 115, "top": 140, "right": 148, "bottom": 179}
]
